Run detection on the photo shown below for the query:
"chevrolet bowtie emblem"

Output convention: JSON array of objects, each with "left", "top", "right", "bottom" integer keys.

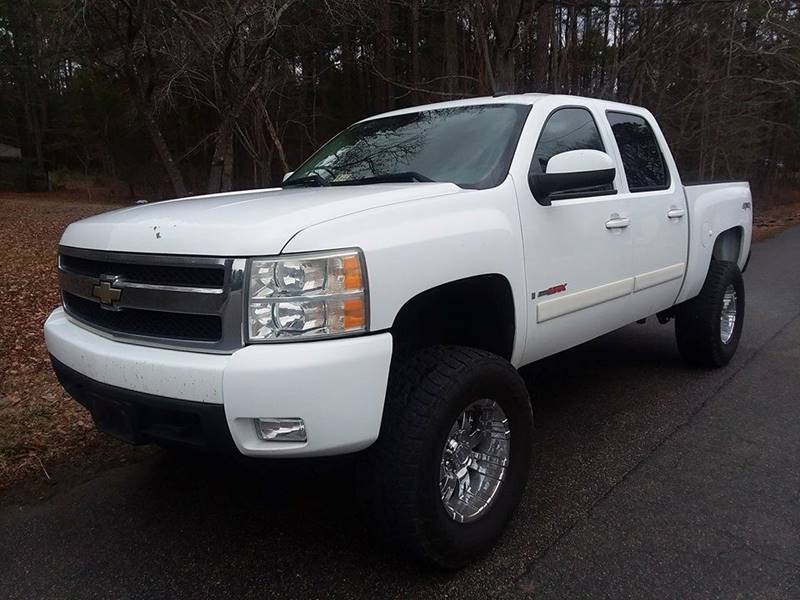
[{"left": 92, "top": 279, "right": 123, "bottom": 306}]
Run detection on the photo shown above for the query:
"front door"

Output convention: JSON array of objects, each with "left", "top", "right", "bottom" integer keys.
[{"left": 514, "top": 101, "right": 634, "bottom": 364}]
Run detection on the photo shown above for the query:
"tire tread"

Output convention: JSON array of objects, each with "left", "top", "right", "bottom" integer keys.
[
  {"left": 675, "top": 259, "right": 744, "bottom": 367},
  {"left": 360, "top": 345, "right": 530, "bottom": 567}
]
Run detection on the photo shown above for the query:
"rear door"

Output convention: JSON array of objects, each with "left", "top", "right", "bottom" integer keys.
[
  {"left": 600, "top": 110, "right": 689, "bottom": 319},
  {"left": 514, "top": 99, "right": 634, "bottom": 363}
]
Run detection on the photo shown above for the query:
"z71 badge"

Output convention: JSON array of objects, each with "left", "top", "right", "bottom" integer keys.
[{"left": 534, "top": 283, "right": 567, "bottom": 299}]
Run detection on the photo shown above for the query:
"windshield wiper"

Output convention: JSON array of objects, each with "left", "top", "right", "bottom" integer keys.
[
  {"left": 339, "top": 171, "right": 434, "bottom": 185},
  {"left": 282, "top": 173, "right": 330, "bottom": 188}
]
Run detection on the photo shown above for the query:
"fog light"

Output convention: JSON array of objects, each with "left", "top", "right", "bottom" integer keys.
[{"left": 254, "top": 418, "right": 307, "bottom": 442}]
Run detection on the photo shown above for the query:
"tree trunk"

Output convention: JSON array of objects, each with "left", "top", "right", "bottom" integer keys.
[
  {"left": 221, "top": 133, "right": 234, "bottom": 192},
  {"left": 493, "top": 50, "right": 515, "bottom": 92},
  {"left": 599, "top": 0, "right": 611, "bottom": 94},
  {"left": 207, "top": 115, "right": 234, "bottom": 193},
  {"left": 444, "top": 8, "right": 459, "bottom": 94},
  {"left": 341, "top": 30, "right": 355, "bottom": 113},
  {"left": 381, "top": 0, "right": 395, "bottom": 109},
  {"left": 475, "top": 14, "right": 496, "bottom": 92},
  {"left": 567, "top": 5, "right": 578, "bottom": 93},
  {"left": 411, "top": 0, "right": 421, "bottom": 103},
  {"left": 581, "top": 7, "right": 592, "bottom": 94},
  {"left": 139, "top": 101, "right": 188, "bottom": 198},
  {"left": 534, "top": 2, "right": 552, "bottom": 91},
  {"left": 551, "top": 4, "right": 561, "bottom": 92},
  {"left": 264, "top": 107, "right": 289, "bottom": 175}
]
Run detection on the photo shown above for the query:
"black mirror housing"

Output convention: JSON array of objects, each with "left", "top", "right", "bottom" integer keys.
[{"left": 529, "top": 167, "right": 616, "bottom": 206}]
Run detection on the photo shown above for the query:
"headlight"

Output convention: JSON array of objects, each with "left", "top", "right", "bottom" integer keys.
[{"left": 246, "top": 249, "right": 368, "bottom": 342}]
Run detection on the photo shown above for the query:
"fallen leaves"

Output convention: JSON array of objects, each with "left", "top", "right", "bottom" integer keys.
[
  {"left": 752, "top": 200, "right": 800, "bottom": 242},
  {"left": 0, "top": 193, "right": 133, "bottom": 490}
]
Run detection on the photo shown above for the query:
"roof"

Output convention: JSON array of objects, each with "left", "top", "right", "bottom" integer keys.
[
  {"left": 361, "top": 94, "right": 548, "bottom": 123},
  {"left": 360, "top": 94, "right": 648, "bottom": 123}
]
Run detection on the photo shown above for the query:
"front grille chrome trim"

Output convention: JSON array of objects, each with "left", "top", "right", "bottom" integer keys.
[
  {"left": 58, "top": 245, "right": 232, "bottom": 269},
  {"left": 58, "top": 246, "right": 246, "bottom": 354},
  {"left": 118, "top": 282, "right": 224, "bottom": 294},
  {"left": 59, "top": 268, "right": 228, "bottom": 315}
]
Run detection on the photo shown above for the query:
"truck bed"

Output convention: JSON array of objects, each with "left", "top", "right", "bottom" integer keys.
[{"left": 676, "top": 181, "right": 752, "bottom": 304}]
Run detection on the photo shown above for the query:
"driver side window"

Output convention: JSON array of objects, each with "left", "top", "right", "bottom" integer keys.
[{"left": 530, "top": 107, "right": 613, "bottom": 198}]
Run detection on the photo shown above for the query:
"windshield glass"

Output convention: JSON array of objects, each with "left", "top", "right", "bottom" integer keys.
[{"left": 285, "top": 104, "right": 531, "bottom": 189}]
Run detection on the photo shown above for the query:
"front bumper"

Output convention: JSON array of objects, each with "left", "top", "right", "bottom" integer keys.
[
  {"left": 45, "top": 308, "right": 393, "bottom": 457},
  {"left": 52, "top": 357, "right": 238, "bottom": 453}
]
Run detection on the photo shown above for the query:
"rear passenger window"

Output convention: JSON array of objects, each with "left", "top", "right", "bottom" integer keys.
[
  {"left": 607, "top": 112, "right": 669, "bottom": 192},
  {"left": 531, "top": 108, "right": 605, "bottom": 174}
]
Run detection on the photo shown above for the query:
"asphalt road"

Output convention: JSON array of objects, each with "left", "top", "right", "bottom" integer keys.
[{"left": 2, "top": 228, "right": 799, "bottom": 599}]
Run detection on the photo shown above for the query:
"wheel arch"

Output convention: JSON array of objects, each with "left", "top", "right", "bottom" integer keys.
[
  {"left": 390, "top": 274, "right": 516, "bottom": 361},
  {"left": 678, "top": 224, "right": 750, "bottom": 305},
  {"left": 712, "top": 226, "right": 745, "bottom": 264}
]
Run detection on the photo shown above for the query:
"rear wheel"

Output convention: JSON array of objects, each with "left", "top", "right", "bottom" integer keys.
[
  {"left": 362, "top": 346, "right": 533, "bottom": 568},
  {"left": 675, "top": 259, "right": 745, "bottom": 367}
]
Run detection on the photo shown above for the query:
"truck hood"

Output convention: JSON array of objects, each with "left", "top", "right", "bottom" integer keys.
[{"left": 60, "top": 182, "right": 462, "bottom": 256}]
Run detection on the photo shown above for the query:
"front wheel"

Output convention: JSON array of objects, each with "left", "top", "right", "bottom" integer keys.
[
  {"left": 361, "top": 346, "right": 533, "bottom": 568},
  {"left": 675, "top": 259, "right": 745, "bottom": 367}
]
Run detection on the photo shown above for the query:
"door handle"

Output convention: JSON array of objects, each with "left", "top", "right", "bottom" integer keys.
[
  {"left": 605, "top": 216, "right": 630, "bottom": 229},
  {"left": 667, "top": 207, "right": 686, "bottom": 219}
]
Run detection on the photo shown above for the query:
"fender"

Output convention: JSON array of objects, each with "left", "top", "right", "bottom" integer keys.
[
  {"left": 677, "top": 182, "right": 752, "bottom": 304},
  {"left": 281, "top": 178, "right": 529, "bottom": 366}
]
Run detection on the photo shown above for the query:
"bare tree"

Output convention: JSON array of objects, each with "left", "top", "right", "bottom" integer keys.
[
  {"left": 470, "top": 0, "right": 531, "bottom": 93},
  {"left": 166, "top": 0, "right": 295, "bottom": 193},
  {"left": 75, "top": 0, "right": 189, "bottom": 197},
  {"left": 3, "top": 0, "right": 799, "bottom": 199}
]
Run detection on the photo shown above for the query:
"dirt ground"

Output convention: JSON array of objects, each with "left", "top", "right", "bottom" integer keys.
[{"left": 0, "top": 192, "right": 798, "bottom": 497}]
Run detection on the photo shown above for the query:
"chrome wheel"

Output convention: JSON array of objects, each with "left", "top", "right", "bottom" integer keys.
[
  {"left": 720, "top": 284, "right": 737, "bottom": 344},
  {"left": 439, "top": 399, "right": 511, "bottom": 523}
]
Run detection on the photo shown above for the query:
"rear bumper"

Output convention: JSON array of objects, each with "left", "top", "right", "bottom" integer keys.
[{"left": 45, "top": 308, "right": 393, "bottom": 457}]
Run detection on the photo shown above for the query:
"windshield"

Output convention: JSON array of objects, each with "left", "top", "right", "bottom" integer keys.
[{"left": 285, "top": 104, "right": 531, "bottom": 189}]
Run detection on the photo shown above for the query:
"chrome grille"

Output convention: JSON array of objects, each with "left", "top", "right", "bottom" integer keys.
[
  {"left": 59, "top": 253, "right": 226, "bottom": 287},
  {"left": 58, "top": 246, "right": 245, "bottom": 353}
]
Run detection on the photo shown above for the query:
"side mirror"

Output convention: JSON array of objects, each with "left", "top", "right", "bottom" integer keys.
[
  {"left": 282, "top": 171, "right": 294, "bottom": 183},
  {"left": 529, "top": 149, "right": 616, "bottom": 206}
]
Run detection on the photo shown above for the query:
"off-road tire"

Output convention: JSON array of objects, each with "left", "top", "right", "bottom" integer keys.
[
  {"left": 361, "top": 346, "right": 533, "bottom": 569},
  {"left": 675, "top": 259, "right": 745, "bottom": 367}
]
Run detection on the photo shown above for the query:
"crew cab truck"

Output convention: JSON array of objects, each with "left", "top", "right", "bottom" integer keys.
[{"left": 45, "top": 94, "right": 752, "bottom": 568}]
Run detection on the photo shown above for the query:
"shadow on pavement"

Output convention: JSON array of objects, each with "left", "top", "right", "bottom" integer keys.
[{"left": 85, "top": 321, "right": 705, "bottom": 595}]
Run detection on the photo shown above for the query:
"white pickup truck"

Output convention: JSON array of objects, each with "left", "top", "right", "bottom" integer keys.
[{"left": 45, "top": 94, "right": 752, "bottom": 567}]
